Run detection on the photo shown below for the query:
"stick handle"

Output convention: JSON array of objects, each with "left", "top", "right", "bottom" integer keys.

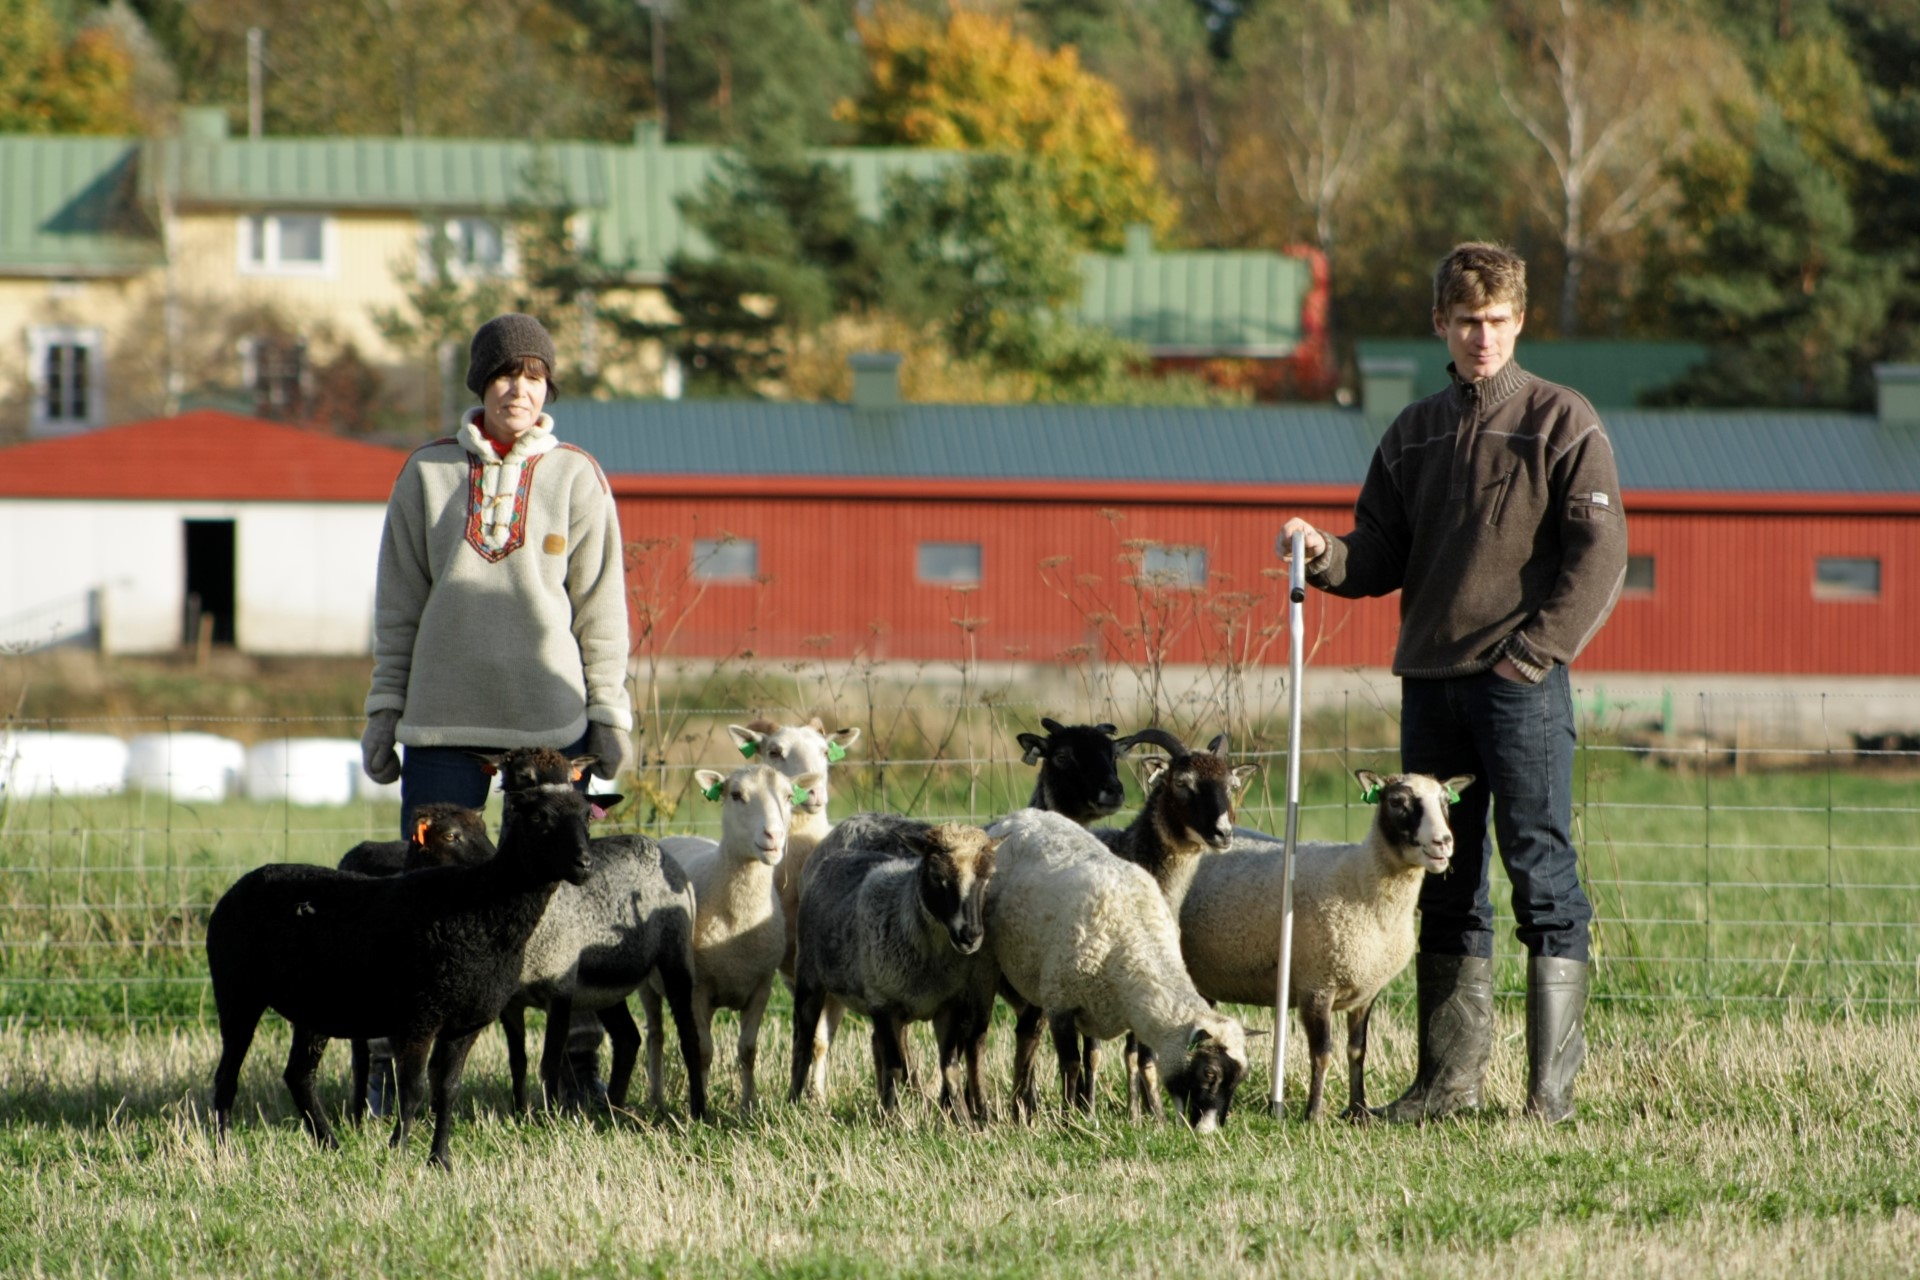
[{"left": 1270, "top": 529, "right": 1307, "bottom": 1117}]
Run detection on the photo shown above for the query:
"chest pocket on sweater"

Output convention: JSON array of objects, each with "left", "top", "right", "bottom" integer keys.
[{"left": 1484, "top": 467, "right": 1518, "bottom": 527}]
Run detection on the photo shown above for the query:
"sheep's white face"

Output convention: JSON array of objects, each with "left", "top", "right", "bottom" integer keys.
[
  {"left": 696, "top": 764, "right": 819, "bottom": 866},
  {"left": 1359, "top": 770, "right": 1473, "bottom": 873},
  {"left": 726, "top": 721, "right": 859, "bottom": 820}
]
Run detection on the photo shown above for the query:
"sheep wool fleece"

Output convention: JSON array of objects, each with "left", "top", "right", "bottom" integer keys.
[{"left": 367, "top": 410, "right": 632, "bottom": 747}]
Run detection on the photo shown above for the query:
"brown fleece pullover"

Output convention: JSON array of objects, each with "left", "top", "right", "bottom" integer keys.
[{"left": 1306, "top": 359, "right": 1628, "bottom": 682}]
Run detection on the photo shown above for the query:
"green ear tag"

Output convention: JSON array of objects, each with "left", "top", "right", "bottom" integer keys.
[
  {"left": 738, "top": 740, "right": 758, "bottom": 758},
  {"left": 702, "top": 782, "right": 723, "bottom": 801},
  {"left": 791, "top": 785, "right": 812, "bottom": 807},
  {"left": 1445, "top": 784, "right": 1463, "bottom": 803},
  {"left": 1361, "top": 783, "right": 1383, "bottom": 804},
  {"left": 826, "top": 740, "right": 846, "bottom": 763}
]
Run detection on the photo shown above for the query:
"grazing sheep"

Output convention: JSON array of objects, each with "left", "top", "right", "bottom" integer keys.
[
  {"left": 788, "top": 813, "right": 999, "bottom": 1122},
  {"left": 1178, "top": 770, "right": 1472, "bottom": 1122},
  {"left": 649, "top": 763, "right": 820, "bottom": 1114},
  {"left": 206, "top": 781, "right": 596, "bottom": 1169},
  {"left": 985, "top": 807, "right": 1248, "bottom": 1132},
  {"left": 727, "top": 715, "right": 859, "bottom": 1094},
  {"left": 335, "top": 805, "right": 498, "bottom": 1117},
  {"left": 1017, "top": 719, "right": 1131, "bottom": 825},
  {"left": 480, "top": 749, "right": 708, "bottom": 1120}
]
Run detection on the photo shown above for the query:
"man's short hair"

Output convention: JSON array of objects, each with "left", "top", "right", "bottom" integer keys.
[{"left": 1433, "top": 242, "right": 1528, "bottom": 316}]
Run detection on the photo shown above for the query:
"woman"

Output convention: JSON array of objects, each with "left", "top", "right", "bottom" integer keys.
[{"left": 360, "top": 311, "right": 633, "bottom": 1107}]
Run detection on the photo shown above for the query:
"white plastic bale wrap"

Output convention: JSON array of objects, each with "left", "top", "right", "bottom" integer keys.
[
  {"left": 0, "top": 731, "right": 130, "bottom": 799},
  {"left": 126, "top": 733, "right": 246, "bottom": 802}
]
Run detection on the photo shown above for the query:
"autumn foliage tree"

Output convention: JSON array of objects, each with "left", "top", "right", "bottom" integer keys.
[
  {"left": 0, "top": 0, "right": 142, "bottom": 134},
  {"left": 836, "top": 4, "right": 1177, "bottom": 249}
]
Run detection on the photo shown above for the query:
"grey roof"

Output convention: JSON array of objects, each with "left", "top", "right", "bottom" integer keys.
[
  {"left": 557, "top": 399, "right": 1920, "bottom": 494},
  {"left": 1355, "top": 339, "right": 1709, "bottom": 408}
]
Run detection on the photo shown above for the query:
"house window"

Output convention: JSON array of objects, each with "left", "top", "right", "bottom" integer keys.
[
  {"left": 917, "top": 542, "right": 982, "bottom": 584},
  {"left": 238, "top": 213, "right": 335, "bottom": 276},
  {"left": 1624, "top": 554, "right": 1655, "bottom": 595},
  {"left": 1141, "top": 544, "right": 1207, "bottom": 588},
  {"left": 1815, "top": 557, "right": 1880, "bottom": 600},
  {"left": 238, "top": 335, "right": 309, "bottom": 417},
  {"left": 421, "top": 216, "right": 513, "bottom": 279},
  {"left": 28, "top": 326, "right": 104, "bottom": 434},
  {"left": 692, "top": 538, "right": 757, "bottom": 582}
]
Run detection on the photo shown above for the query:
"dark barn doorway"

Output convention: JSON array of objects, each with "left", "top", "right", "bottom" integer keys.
[{"left": 183, "top": 519, "right": 236, "bottom": 647}]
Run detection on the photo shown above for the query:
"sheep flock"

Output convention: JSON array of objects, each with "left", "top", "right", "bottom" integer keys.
[{"left": 206, "top": 717, "right": 1466, "bottom": 1167}]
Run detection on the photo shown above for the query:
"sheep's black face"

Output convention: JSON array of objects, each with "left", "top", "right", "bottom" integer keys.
[
  {"left": 1163, "top": 1033, "right": 1247, "bottom": 1134},
  {"left": 505, "top": 787, "right": 595, "bottom": 885},
  {"left": 1019, "top": 721, "right": 1126, "bottom": 824},
  {"left": 919, "top": 837, "right": 995, "bottom": 956}
]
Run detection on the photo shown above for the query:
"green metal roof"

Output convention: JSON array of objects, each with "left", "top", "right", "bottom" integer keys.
[
  {"left": 1355, "top": 339, "right": 1709, "bottom": 408},
  {"left": 0, "top": 137, "right": 163, "bottom": 275},
  {"left": 1075, "top": 230, "right": 1308, "bottom": 355},
  {"left": 556, "top": 398, "right": 1920, "bottom": 495}
]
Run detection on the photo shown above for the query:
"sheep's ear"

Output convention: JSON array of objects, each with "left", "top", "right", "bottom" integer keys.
[
  {"left": 1187, "top": 1027, "right": 1213, "bottom": 1051},
  {"left": 469, "top": 750, "right": 506, "bottom": 776},
  {"left": 830, "top": 726, "right": 861, "bottom": 756},
  {"left": 587, "top": 793, "right": 623, "bottom": 820},
  {"left": 1243, "top": 1027, "right": 1272, "bottom": 1041},
  {"left": 1094, "top": 723, "right": 1117, "bottom": 737},
  {"left": 793, "top": 770, "right": 825, "bottom": 793},
  {"left": 1444, "top": 775, "right": 1475, "bottom": 803},
  {"left": 693, "top": 769, "right": 726, "bottom": 801},
  {"left": 568, "top": 754, "right": 597, "bottom": 782},
  {"left": 1138, "top": 756, "right": 1170, "bottom": 788},
  {"left": 1040, "top": 717, "right": 1066, "bottom": 734},
  {"left": 1230, "top": 764, "right": 1259, "bottom": 792},
  {"left": 1205, "top": 733, "right": 1229, "bottom": 756},
  {"left": 726, "top": 725, "right": 762, "bottom": 758},
  {"left": 1017, "top": 732, "right": 1047, "bottom": 765},
  {"left": 1356, "top": 769, "right": 1385, "bottom": 804}
]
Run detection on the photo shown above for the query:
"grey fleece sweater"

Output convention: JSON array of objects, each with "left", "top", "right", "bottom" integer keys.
[
  {"left": 366, "top": 410, "right": 633, "bottom": 746},
  {"left": 1307, "top": 359, "right": 1627, "bottom": 681}
]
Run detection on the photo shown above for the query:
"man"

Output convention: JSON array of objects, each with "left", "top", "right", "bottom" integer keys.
[{"left": 1281, "top": 242, "right": 1627, "bottom": 1122}]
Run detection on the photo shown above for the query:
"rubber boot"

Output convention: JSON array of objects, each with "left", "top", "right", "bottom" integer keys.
[
  {"left": 1523, "top": 955, "right": 1589, "bottom": 1123},
  {"left": 1376, "top": 952, "right": 1493, "bottom": 1124},
  {"left": 367, "top": 1050, "right": 397, "bottom": 1119},
  {"left": 563, "top": 1016, "right": 610, "bottom": 1111}
]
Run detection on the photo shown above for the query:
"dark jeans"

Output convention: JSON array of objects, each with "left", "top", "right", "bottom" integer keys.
[
  {"left": 1399, "top": 665, "right": 1592, "bottom": 962},
  {"left": 398, "top": 733, "right": 590, "bottom": 837}
]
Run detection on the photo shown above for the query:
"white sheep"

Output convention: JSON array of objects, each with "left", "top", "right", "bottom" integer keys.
[
  {"left": 984, "top": 807, "right": 1249, "bottom": 1132},
  {"left": 727, "top": 715, "right": 859, "bottom": 1094},
  {"left": 650, "top": 762, "right": 820, "bottom": 1115},
  {"left": 1178, "top": 769, "right": 1472, "bottom": 1122}
]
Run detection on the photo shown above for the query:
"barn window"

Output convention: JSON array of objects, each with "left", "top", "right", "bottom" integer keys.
[
  {"left": 28, "top": 326, "right": 104, "bottom": 434},
  {"left": 916, "top": 542, "right": 981, "bottom": 584},
  {"left": 1141, "top": 544, "right": 1207, "bottom": 589},
  {"left": 1815, "top": 557, "right": 1880, "bottom": 600},
  {"left": 1624, "top": 554, "right": 1655, "bottom": 595},
  {"left": 692, "top": 537, "right": 757, "bottom": 582}
]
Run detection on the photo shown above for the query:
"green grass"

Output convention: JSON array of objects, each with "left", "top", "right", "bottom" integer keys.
[{"left": 3, "top": 997, "right": 1919, "bottom": 1277}]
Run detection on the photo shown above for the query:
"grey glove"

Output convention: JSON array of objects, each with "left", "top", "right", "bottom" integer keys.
[
  {"left": 583, "top": 722, "right": 634, "bottom": 782},
  {"left": 361, "top": 709, "right": 401, "bottom": 784}
]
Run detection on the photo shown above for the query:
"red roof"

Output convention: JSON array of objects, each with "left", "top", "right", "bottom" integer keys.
[{"left": 0, "top": 411, "right": 411, "bottom": 502}]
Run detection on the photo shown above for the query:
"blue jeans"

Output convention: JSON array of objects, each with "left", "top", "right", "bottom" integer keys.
[
  {"left": 1399, "top": 665, "right": 1592, "bottom": 962},
  {"left": 398, "top": 733, "right": 590, "bottom": 837}
]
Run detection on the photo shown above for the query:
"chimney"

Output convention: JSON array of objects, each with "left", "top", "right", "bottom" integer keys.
[
  {"left": 633, "top": 119, "right": 662, "bottom": 150},
  {"left": 849, "top": 351, "right": 902, "bottom": 412},
  {"left": 1358, "top": 356, "right": 1417, "bottom": 422},
  {"left": 1124, "top": 223, "right": 1154, "bottom": 258},
  {"left": 1874, "top": 363, "right": 1920, "bottom": 427},
  {"left": 180, "top": 106, "right": 231, "bottom": 141}
]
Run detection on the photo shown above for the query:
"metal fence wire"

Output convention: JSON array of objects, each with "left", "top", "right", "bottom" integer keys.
[{"left": 2, "top": 680, "right": 1918, "bottom": 1026}]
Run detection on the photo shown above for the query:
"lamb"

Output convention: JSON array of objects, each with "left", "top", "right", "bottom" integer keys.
[
  {"left": 727, "top": 715, "right": 859, "bottom": 1093},
  {"left": 205, "top": 779, "right": 596, "bottom": 1169},
  {"left": 1012, "top": 727, "right": 1255, "bottom": 1119},
  {"left": 1178, "top": 770, "right": 1472, "bottom": 1122},
  {"left": 334, "top": 804, "right": 499, "bottom": 1117},
  {"left": 1016, "top": 718, "right": 1131, "bottom": 825},
  {"left": 984, "top": 807, "right": 1249, "bottom": 1132},
  {"left": 648, "top": 762, "right": 820, "bottom": 1115},
  {"left": 788, "top": 813, "right": 999, "bottom": 1122},
  {"left": 482, "top": 748, "right": 708, "bottom": 1120}
]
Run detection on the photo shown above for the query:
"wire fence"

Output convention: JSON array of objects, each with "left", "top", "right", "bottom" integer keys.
[{"left": 3, "top": 678, "right": 1919, "bottom": 1027}]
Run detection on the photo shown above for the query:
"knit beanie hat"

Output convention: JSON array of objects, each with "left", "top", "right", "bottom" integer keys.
[{"left": 465, "top": 313, "right": 557, "bottom": 394}]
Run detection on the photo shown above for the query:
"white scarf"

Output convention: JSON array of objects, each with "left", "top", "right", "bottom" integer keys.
[{"left": 459, "top": 409, "right": 560, "bottom": 551}]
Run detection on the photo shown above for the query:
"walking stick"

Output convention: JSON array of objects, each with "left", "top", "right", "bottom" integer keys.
[{"left": 1269, "top": 528, "right": 1308, "bottom": 1119}]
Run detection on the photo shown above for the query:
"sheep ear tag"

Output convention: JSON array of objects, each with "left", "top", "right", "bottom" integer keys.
[
  {"left": 413, "top": 817, "right": 431, "bottom": 844},
  {"left": 702, "top": 782, "right": 723, "bottom": 802},
  {"left": 1361, "top": 783, "right": 1383, "bottom": 804},
  {"left": 791, "top": 784, "right": 812, "bottom": 807},
  {"left": 826, "top": 741, "right": 847, "bottom": 763},
  {"left": 1444, "top": 784, "right": 1463, "bottom": 803},
  {"left": 737, "top": 740, "right": 758, "bottom": 758}
]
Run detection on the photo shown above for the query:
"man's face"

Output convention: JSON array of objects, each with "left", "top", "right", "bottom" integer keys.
[{"left": 1434, "top": 301, "right": 1524, "bottom": 383}]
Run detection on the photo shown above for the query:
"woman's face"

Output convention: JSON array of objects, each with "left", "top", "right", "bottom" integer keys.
[{"left": 481, "top": 364, "right": 548, "bottom": 443}]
